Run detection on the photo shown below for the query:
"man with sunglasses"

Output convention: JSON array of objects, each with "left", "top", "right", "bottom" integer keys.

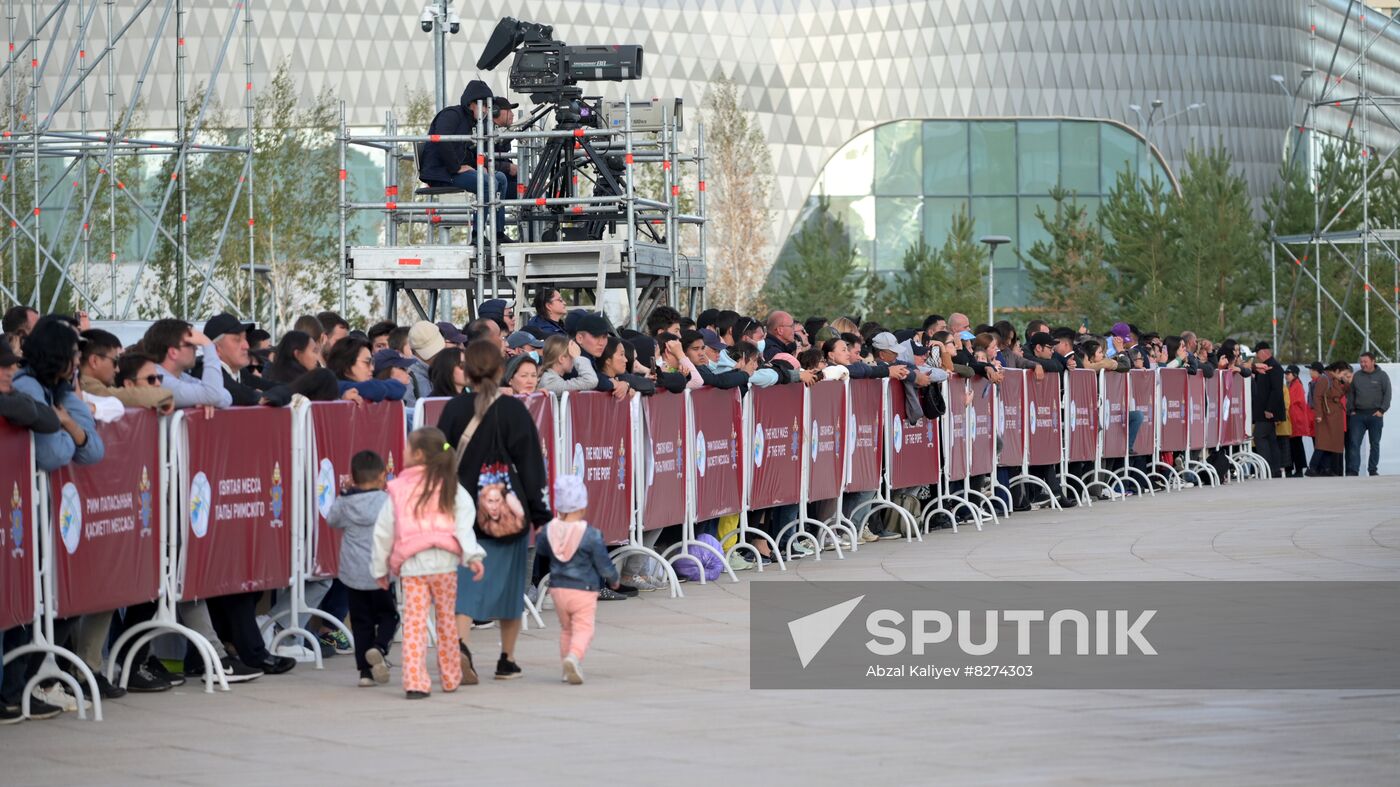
[
  {"left": 78, "top": 329, "right": 173, "bottom": 414},
  {"left": 142, "top": 318, "right": 232, "bottom": 409}
]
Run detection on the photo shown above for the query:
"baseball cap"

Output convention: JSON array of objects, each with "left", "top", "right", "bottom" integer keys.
[
  {"left": 1027, "top": 332, "right": 1056, "bottom": 349},
  {"left": 506, "top": 330, "right": 545, "bottom": 350},
  {"left": 574, "top": 313, "right": 611, "bottom": 338},
  {"left": 408, "top": 320, "right": 446, "bottom": 360},
  {"left": 871, "top": 332, "right": 900, "bottom": 353},
  {"left": 1308, "top": 361, "right": 1325, "bottom": 373},
  {"left": 371, "top": 348, "right": 416, "bottom": 376},
  {"left": 436, "top": 321, "right": 469, "bottom": 345},
  {"left": 700, "top": 328, "right": 726, "bottom": 351},
  {"left": 1285, "top": 364, "right": 1300, "bottom": 376},
  {"left": 493, "top": 95, "right": 519, "bottom": 111},
  {"left": 479, "top": 298, "right": 508, "bottom": 320},
  {"left": 1111, "top": 322, "right": 1132, "bottom": 340},
  {"left": 204, "top": 312, "right": 253, "bottom": 341}
]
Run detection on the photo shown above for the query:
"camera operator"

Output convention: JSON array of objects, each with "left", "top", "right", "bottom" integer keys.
[
  {"left": 418, "top": 80, "right": 514, "bottom": 242},
  {"left": 492, "top": 95, "right": 520, "bottom": 200}
]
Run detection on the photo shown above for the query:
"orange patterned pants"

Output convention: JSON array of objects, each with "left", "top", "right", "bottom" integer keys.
[{"left": 400, "top": 573, "right": 462, "bottom": 694}]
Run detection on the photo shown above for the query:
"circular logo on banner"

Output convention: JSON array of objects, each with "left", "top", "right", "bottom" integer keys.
[
  {"left": 968, "top": 409, "right": 978, "bottom": 441},
  {"left": 695, "top": 430, "right": 707, "bottom": 478},
  {"left": 189, "top": 472, "right": 212, "bottom": 539},
  {"left": 1159, "top": 395, "right": 1168, "bottom": 426},
  {"left": 572, "top": 443, "right": 585, "bottom": 479},
  {"left": 810, "top": 419, "right": 819, "bottom": 462},
  {"left": 996, "top": 399, "right": 1006, "bottom": 436},
  {"left": 893, "top": 416, "right": 904, "bottom": 453},
  {"left": 1222, "top": 396, "right": 1231, "bottom": 420},
  {"left": 847, "top": 413, "right": 857, "bottom": 456},
  {"left": 753, "top": 425, "right": 765, "bottom": 468},
  {"left": 1029, "top": 409, "right": 1038, "bottom": 435},
  {"left": 59, "top": 482, "right": 82, "bottom": 555},
  {"left": 316, "top": 458, "right": 336, "bottom": 519}
]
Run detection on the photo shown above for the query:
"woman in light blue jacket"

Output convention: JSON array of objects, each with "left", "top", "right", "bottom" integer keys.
[{"left": 11, "top": 317, "right": 103, "bottom": 471}]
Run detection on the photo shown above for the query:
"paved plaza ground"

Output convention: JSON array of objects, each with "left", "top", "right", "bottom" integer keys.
[{"left": 6, "top": 476, "right": 1399, "bottom": 785}]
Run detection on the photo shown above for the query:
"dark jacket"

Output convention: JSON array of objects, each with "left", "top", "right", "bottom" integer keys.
[
  {"left": 571, "top": 352, "right": 614, "bottom": 392},
  {"left": 418, "top": 81, "right": 493, "bottom": 186},
  {"left": 1023, "top": 353, "right": 1067, "bottom": 374},
  {"left": 438, "top": 393, "right": 552, "bottom": 539},
  {"left": 0, "top": 390, "right": 61, "bottom": 432},
  {"left": 846, "top": 361, "right": 890, "bottom": 380},
  {"left": 1251, "top": 358, "right": 1286, "bottom": 423},
  {"left": 762, "top": 336, "right": 797, "bottom": 362},
  {"left": 337, "top": 378, "right": 407, "bottom": 403},
  {"left": 1348, "top": 367, "right": 1391, "bottom": 414},
  {"left": 695, "top": 363, "right": 749, "bottom": 390},
  {"left": 525, "top": 314, "right": 566, "bottom": 337}
]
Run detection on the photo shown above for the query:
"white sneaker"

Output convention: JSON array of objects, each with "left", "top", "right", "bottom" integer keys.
[
  {"left": 562, "top": 654, "right": 584, "bottom": 685},
  {"left": 791, "top": 542, "right": 815, "bottom": 557},
  {"left": 275, "top": 643, "right": 318, "bottom": 662},
  {"left": 727, "top": 554, "right": 755, "bottom": 572},
  {"left": 40, "top": 684, "right": 90, "bottom": 713},
  {"left": 623, "top": 573, "right": 661, "bottom": 591},
  {"left": 859, "top": 526, "right": 880, "bottom": 543}
]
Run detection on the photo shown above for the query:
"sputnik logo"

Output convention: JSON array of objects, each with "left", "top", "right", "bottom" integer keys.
[{"left": 787, "top": 595, "right": 864, "bottom": 668}]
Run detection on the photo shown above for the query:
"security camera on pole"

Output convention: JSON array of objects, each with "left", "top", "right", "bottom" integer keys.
[{"left": 420, "top": 0, "right": 462, "bottom": 113}]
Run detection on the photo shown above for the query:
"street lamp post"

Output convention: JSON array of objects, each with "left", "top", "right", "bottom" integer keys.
[
  {"left": 979, "top": 235, "right": 1011, "bottom": 323},
  {"left": 1127, "top": 99, "right": 1203, "bottom": 152},
  {"left": 1270, "top": 70, "right": 1314, "bottom": 166}
]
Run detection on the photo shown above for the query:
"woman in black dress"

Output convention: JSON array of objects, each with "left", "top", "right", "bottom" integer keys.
[{"left": 437, "top": 340, "right": 551, "bottom": 682}]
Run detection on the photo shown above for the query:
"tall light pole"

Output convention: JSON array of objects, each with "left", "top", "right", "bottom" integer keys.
[
  {"left": 1270, "top": 70, "right": 1314, "bottom": 167},
  {"left": 979, "top": 235, "right": 1011, "bottom": 323}
]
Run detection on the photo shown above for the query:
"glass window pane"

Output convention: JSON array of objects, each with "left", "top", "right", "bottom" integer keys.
[
  {"left": 923, "top": 197, "right": 969, "bottom": 250},
  {"left": 1017, "top": 121, "right": 1059, "bottom": 193},
  {"left": 1101, "top": 125, "right": 1139, "bottom": 193},
  {"left": 1060, "top": 121, "right": 1100, "bottom": 195},
  {"left": 874, "top": 197, "right": 923, "bottom": 271},
  {"left": 817, "top": 130, "right": 874, "bottom": 196},
  {"left": 970, "top": 196, "right": 1017, "bottom": 267},
  {"left": 923, "top": 121, "right": 968, "bottom": 195},
  {"left": 825, "top": 195, "right": 876, "bottom": 271},
  {"left": 874, "top": 121, "right": 922, "bottom": 196},
  {"left": 1018, "top": 197, "right": 1059, "bottom": 261},
  {"left": 970, "top": 121, "right": 1016, "bottom": 194}
]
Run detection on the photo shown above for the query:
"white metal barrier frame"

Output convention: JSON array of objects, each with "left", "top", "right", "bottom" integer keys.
[
  {"left": 1178, "top": 373, "right": 1223, "bottom": 488},
  {"left": 1056, "top": 373, "right": 1094, "bottom": 508},
  {"left": 2, "top": 434, "right": 103, "bottom": 721},
  {"left": 843, "top": 379, "right": 922, "bottom": 544},
  {"left": 1003, "top": 370, "right": 1066, "bottom": 512},
  {"left": 104, "top": 414, "right": 228, "bottom": 695},
  {"left": 657, "top": 390, "right": 741, "bottom": 588},
  {"left": 928, "top": 378, "right": 989, "bottom": 533},
  {"left": 774, "top": 383, "right": 853, "bottom": 560},
  {"left": 1083, "top": 370, "right": 1130, "bottom": 501}
]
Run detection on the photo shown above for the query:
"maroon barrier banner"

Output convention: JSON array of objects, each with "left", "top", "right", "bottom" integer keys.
[
  {"left": 640, "top": 392, "right": 686, "bottom": 530},
  {"left": 1066, "top": 369, "right": 1099, "bottom": 463},
  {"left": 945, "top": 379, "right": 969, "bottom": 481},
  {"left": 1102, "top": 372, "right": 1130, "bottom": 457},
  {"left": 1204, "top": 374, "right": 1221, "bottom": 448},
  {"left": 182, "top": 407, "right": 294, "bottom": 600},
  {"left": 566, "top": 392, "right": 631, "bottom": 544},
  {"left": 519, "top": 393, "right": 556, "bottom": 510},
  {"left": 311, "top": 401, "right": 406, "bottom": 578},
  {"left": 1026, "top": 374, "right": 1063, "bottom": 466},
  {"left": 51, "top": 409, "right": 162, "bottom": 616},
  {"left": 808, "top": 381, "right": 846, "bottom": 501},
  {"left": 0, "top": 422, "right": 35, "bottom": 631},
  {"left": 691, "top": 387, "right": 743, "bottom": 520},
  {"left": 1221, "top": 371, "right": 1245, "bottom": 445},
  {"left": 968, "top": 377, "right": 996, "bottom": 476},
  {"left": 750, "top": 384, "right": 805, "bottom": 508},
  {"left": 997, "top": 370, "right": 1026, "bottom": 467},
  {"left": 1130, "top": 370, "right": 1156, "bottom": 455},
  {"left": 1187, "top": 373, "right": 1208, "bottom": 451},
  {"left": 1158, "top": 369, "right": 1189, "bottom": 452},
  {"left": 888, "top": 382, "right": 939, "bottom": 488},
  {"left": 419, "top": 396, "right": 449, "bottom": 429},
  {"left": 846, "top": 380, "right": 883, "bottom": 492}
]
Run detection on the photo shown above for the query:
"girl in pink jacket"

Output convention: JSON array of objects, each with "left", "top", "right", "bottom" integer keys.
[{"left": 371, "top": 427, "right": 485, "bottom": 700}]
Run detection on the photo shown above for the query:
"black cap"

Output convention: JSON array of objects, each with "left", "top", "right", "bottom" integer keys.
[
  {"left": 574, "top": 313, "right": 611, "bottom": 338},
  {"left": 1285, "top": 364, "right": 1300, "bottom": 376},
  {"left": 1308, "top": 361, "right": 1325, "bottom": 373},
  {"left": 1255, "top": 341, "right": 1272, "bottom": 351},
  {"left": 1027, "top": 332, "right": 1055, "bottom": 349},
  {"left": 204, "top": 313, "right": 254, "bottom": 341},
  {"left": 372, "top": 348, "right": 417, "bottom": 376},
  {"left": 493, "top": 95, "right": 519, "bottom": 111}
]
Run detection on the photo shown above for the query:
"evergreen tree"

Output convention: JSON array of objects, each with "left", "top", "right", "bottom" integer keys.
[
  {"left": 1020, "top": 186, "right": 1114, "bottom": 329},
  {"left": 1099, "top": 169, "right": 1175, "bottom": 330},
  {"left": 863, "top": 206, "right": 984, "bottom": 328},
  {"left": 764, "top": 196, "right": 859, "bottom": 319}
]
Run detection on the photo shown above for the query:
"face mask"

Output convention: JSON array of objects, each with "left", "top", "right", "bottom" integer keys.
[
  {"left": 527, "top": 351, "right": 540, "bottom": 363},
  {"left": 756, "top": 339, "right": 766, "bottom": 354}
]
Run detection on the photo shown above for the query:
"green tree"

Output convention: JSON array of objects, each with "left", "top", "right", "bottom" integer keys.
[
  {"left": 1169, "top": 146, "right": 1264, "bottom": 338},
  {"left": 763, "top": 197, "right": 858, "bottom": 319},
  {"left": 865, "top": 207, "right": 985, "bottom": 328},
  {"left": 1020, "top": 186, "right": 1113, "bottom": 328},
  {"left": 1099, "top": 169, "right": 1176, "bottom": 330}
]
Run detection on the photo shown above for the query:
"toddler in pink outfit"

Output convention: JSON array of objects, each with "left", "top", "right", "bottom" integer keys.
[{"left": 536, "top": 474, "right": 619, "bottom": 685}]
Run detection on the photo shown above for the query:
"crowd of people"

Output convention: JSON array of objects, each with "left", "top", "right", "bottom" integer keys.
[{"left": 0, "top": 295, "right": 1389, "bottom": 713}]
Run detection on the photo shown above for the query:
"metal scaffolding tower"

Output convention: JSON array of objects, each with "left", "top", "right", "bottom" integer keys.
[
  {"left": 1270, "top": 0, "right": 1400, "bottom": 362},
  {"left": 0, "top": 0, "right": 256, "bottom": 321},
  {"left": 339, "top": 96, "right": 707, "bottom": 328}
]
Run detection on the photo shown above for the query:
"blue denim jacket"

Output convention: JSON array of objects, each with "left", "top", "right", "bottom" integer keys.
[
  {"left": 12, "top": 370, "right": 105, "bottom": 471},
  {"left": 536, "top": 522, "right": 619, "bottom": 592}
]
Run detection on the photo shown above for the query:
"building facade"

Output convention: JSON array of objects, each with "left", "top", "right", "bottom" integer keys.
[{"left": 25, "top": 0, "right": 1400, "bottom": 307}]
